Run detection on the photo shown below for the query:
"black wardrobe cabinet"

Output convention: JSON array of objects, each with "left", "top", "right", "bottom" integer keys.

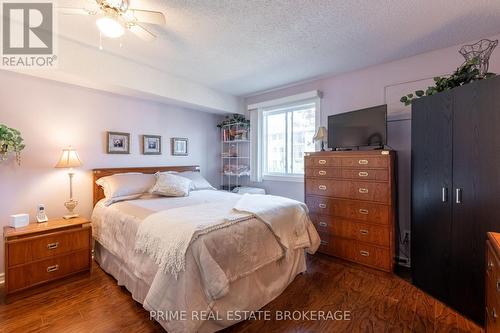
[{"left": 411, "top": 75, "right": 500, "bottom": 325}]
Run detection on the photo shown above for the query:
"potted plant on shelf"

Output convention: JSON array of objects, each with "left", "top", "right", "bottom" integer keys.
[
  {"left": 217, "top": 114, "right": 250, "bottom": 141},
  {"left": 0, "top": 124, "right": 25, "bottom": 165}
]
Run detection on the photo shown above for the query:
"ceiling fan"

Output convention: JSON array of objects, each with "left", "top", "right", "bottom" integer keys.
[{"left": 58, "top": 0, "right": 166, "bottom": 41}]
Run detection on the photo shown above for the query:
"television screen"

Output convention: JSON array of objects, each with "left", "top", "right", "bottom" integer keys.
[{"left": 328, "top": 105, "right": 387, "bottom": 149}]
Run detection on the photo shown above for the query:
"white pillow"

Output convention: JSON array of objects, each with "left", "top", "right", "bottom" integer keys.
[
  {"left": 150, "top": 173, "right": 192, "bottom": 197},
  {"left": 96, "top": 173, "right": 156, "bottom": 205},
  {"left": 177, "top": 171, "right": 215, "bottom": 191}
]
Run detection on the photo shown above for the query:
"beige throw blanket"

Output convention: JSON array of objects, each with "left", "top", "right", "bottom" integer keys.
[
  {"left": 135, "top": 193, "right": 319, "bottom": 278},
  {"left": 135, "top": 201, "right": 253, "bottom": 277},
  {"left": 233, "top": 193, "right": 318, "bottom": 253}
]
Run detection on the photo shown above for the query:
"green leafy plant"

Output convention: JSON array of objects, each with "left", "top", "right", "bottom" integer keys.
[
  {"left": 400, "top": 58, "right": 496, "bottom": 106},
  {"left": 0, "top": 124, "right": 25, "bottom": 165},
  {"left": 217, "top": 114, "right": 250, "bottom": 128}
]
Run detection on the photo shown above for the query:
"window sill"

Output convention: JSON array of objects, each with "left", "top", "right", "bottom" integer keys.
[{"left": 262, "top": 174, "right": 304, "bottom": 183}]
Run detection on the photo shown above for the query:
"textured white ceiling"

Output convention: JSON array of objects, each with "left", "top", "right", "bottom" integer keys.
[{"left": 56, "top": 0, "right": 500, "bottom": 96}]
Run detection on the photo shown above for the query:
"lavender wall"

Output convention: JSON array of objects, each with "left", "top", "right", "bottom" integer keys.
[
  {"left": 0, "top": 70, "right": 223, "bottom": 274},
  {"left": 246, "top": 34, "right": 500, "bottom": 261}
]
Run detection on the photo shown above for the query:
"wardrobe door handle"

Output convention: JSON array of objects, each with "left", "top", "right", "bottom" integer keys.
[
  {"left": 456, "top": 188, "right": 462, "bottom": 204},
  {"left": 442, "top": 187, "right": 448, "bottom": 203}
]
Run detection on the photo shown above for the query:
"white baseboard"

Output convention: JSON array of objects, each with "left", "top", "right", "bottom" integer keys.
[{"left": 0, "top": 273, "right": 4, "bottom": 285}]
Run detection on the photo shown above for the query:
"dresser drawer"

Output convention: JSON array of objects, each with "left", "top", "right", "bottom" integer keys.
[
  {"left": 341, "top": 156, "right": 389, "bottom": 168},
  {"left": 311, "top": 215, "right": 351, "bottom": 238},
  {"left": 7, "top": 228, "right": 90, "bottom": 267},
  {"left": 306, "top": 179, "right": 390, "bottom": 203},
  {"left": 305, "top": 156, "right": 341, "bottom": 167},
  {"left": 311, "top": 215, "right": 391, "bottom": 247},
  {"left": 341, "top": 169, "right": 389, "bottom": 182},
  {"left": 305, "top": 167, "right": 342, "bottom": 179},
  {"left": 354, "top": 242, "right": 392, "bottom": 271},
  {"left": 318, "top": 234, "right": 355, "bottom": 260},
  {"left": 306, "top": 196, "right": 391, "bottom": 225},
  {"left": 351, "top": 222, "right": 391, "bottom": 247},
  {"left": 7, "top": 249, "right": 90, "bottom": 292}
]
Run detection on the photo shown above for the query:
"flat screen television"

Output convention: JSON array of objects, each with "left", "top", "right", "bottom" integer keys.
[{"left": 327, "top": 105, "right": 387, "bottom": 149}]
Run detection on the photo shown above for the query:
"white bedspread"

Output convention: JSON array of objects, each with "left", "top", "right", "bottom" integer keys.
[{"left": 91, "top": 190, "right": 320, "bottom": 333}]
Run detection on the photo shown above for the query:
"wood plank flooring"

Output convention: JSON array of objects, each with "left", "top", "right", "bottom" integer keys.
[{"left": 0, "top": 254, "right": 482, "bottom": 333}]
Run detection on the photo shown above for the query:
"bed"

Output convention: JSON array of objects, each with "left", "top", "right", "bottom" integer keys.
[{"left": 91, "top": 166, "right": 320, "bottom": 333}]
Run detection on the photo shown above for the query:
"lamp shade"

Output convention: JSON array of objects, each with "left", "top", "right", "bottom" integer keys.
[
  {"left": 55, "top": 146, "right": 82, "bottom": 168},
  {"left": 312, "top": 126, "right": 327, "bottom": 141}
]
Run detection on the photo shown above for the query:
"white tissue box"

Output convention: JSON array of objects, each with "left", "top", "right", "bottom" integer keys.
[{"left": 10, "top": 214, "right": 29, "bottom": 228}]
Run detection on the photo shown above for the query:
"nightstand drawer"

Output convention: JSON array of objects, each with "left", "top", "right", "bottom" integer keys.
[
  {"left": 7, "top": 249, "right": 90, "bottom": 293},
  {"left": 7, "top": 228, "right": 90, "bottom": 267}
]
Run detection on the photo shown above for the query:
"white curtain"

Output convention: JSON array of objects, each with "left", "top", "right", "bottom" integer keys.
[{"left": 249, "top": 108, "right": 262, "bottom": 182}]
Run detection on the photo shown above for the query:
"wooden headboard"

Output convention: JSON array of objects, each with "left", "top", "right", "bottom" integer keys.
[{"left": 92, "top": 165, "right": 200, "bottom": 206}]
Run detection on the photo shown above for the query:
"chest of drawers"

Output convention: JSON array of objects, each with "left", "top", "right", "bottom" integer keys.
[
  {"left": 305, "top": 150, "right": 396, "bottom": 272},
  {"left": 4, "top": 217, "right": 92, "bottom": 294}
]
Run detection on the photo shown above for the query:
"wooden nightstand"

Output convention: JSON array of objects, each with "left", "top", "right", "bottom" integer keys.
[{"left": 3, "top": 217, "right": 92, "bottom": 294}]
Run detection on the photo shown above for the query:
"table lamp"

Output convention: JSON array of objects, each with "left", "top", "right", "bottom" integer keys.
[
  {"left": 313, "top": 126, "right": 327, "bottom": 151},
  {"left": 55, "top": 146, "right": 82, "bottom": 219}
]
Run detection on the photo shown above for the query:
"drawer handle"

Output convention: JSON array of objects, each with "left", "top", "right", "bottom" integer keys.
[
  {"left": 47, "top": 242, "right": 59, "bottom": 250},
  {"left": 319, "top": 222, "right": 327, "bottom": 227},
  {"left": 320, "top": 240, "right": 328, "bottom": 246},
  {"left": 493, "top": 308, "right": 498, "bottom": 320},
  {"left": 360, "top": 250, "right": 370, "bottom": 257},
  {"left": 358, "top": 159, "right": 369, "bottom": 165},
  {"left": 318, "top": 159, "right": 327, "bottom": 165},
  {"left": 318, "top": 185, "right": 327, "bottom": 190},
  {"left": 360, "top": 229, "right": 369, "bottom": 235},
  {"left": 47, "top": 264, "right": 59, "bottom": 273},
  {"left": 359, "top": 188, "right": 369, "bottom": 194},
  {"left": 319, "top": 203, "right": 327, "bottom": 209},
  {"left": 358, "top": 171, "right": 369, "bottom": 177},
  {"left": 318, "top": 170, "right": 327, "bottom": 176},
  {"left": 489, "top": 260, "right": 495, "bottom": 271},
  {"left": 359, "top": 209, "right": 369, "bottom": 215}
]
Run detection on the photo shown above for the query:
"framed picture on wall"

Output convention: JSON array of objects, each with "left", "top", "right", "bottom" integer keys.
[
  {"left": 143, "top": 135, "right": 161, "bottom": 155},
  {"left": 107, "top": 131, "right": 130, "bottom": 154},
  {"left": 171, "top": 137, "right": 188, "bottom": 156}
]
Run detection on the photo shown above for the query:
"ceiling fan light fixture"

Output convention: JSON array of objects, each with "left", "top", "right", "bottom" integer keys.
[{"left": 96, "top": 17, "right": 125, "bottom": 38}]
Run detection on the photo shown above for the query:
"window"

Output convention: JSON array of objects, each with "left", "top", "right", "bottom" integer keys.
[{"left": 261, "top": 99, "right": 318, "bottom": 180}]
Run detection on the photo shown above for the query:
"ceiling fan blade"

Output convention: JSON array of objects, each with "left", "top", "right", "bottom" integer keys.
[
  {"left": 129, "top": 24, "right": 156, "bottom": 41},
  {"left": 126, "top": 9, "right": 166, "bottom": 25},
  {"left": 57, "top": 7, "right": 91, "bottom": 15}
]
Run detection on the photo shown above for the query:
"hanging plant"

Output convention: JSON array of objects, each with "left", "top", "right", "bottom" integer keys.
[
  {"left": 400, "top": 57, "right": 496, "bottom": 106},
  {"left": 0, "top": 124, "right": 25, "bottom": 165},
  {"left": 217, "top": 114, "right": 250, "bottom": 128}
]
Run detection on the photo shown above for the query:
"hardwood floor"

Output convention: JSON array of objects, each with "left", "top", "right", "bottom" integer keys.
[{"left": 0, "top": 254, "right": 482, "bottom": 333}]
